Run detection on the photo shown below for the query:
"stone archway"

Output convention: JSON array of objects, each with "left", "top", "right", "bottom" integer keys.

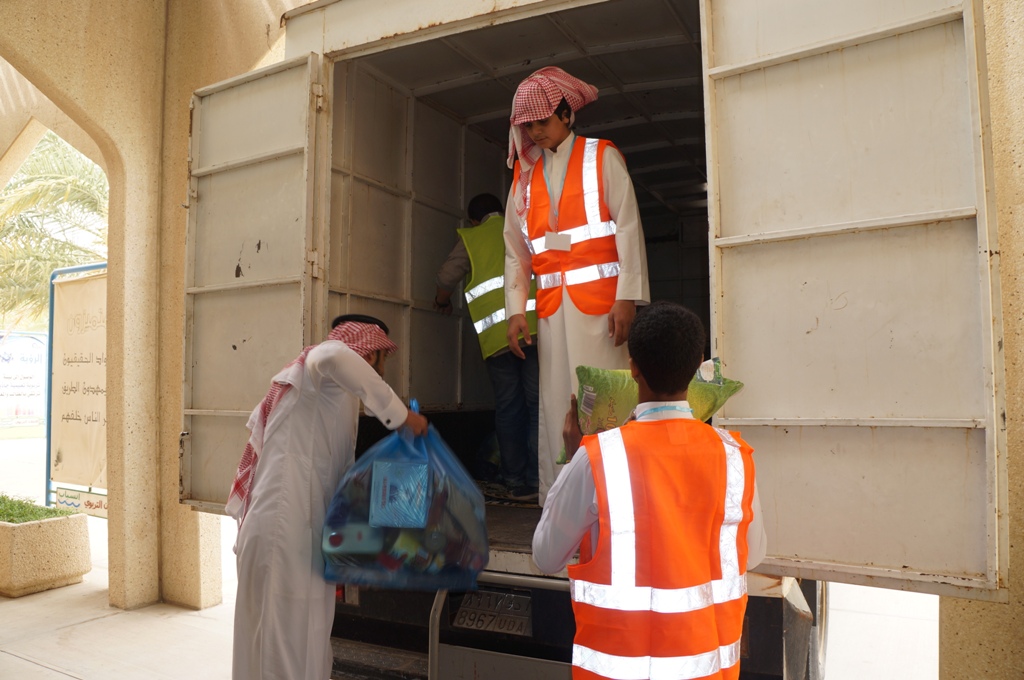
[
  {"left": 0, "top": 6, "right": 172, "bottom": 610},
  {"left": 0, "top": 0, "right": 303, "bottom": 613}
]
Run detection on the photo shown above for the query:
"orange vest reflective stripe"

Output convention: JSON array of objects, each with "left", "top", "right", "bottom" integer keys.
[
  {"left": 567, "top": 420, "right": 756, "bottom": 680},
  {"left": 513, "top": 137, "right": 621, "bottom": 318}
]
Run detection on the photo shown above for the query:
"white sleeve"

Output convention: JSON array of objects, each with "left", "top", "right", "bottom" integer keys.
[
  {"left": 307, "top": 342, "right": 409, "bottom": 430},
  {"left": 435, "top": 239, "right": 471, "bottom": 291},
  {"left": 504, "top": 184, "right": 533, "bottom": 318},
  {"left": 532, "top": 446, "right": 599, "bottom": 574},
  {"left": 746, "top": 481, "right": 768, "bottom": 570},
  {"left": 602, "top": 146, "right": 650, "bottom": 304}
]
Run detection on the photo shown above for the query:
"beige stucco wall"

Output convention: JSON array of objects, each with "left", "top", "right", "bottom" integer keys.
[
  {"left": 939, "top": 2, "right": 1024, "bottom": 677},
  {"left": 0, "top": 0, "right": 300, "bottom": 610}
]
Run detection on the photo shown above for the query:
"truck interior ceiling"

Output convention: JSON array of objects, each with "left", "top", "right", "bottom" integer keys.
[{"left": 340, "top": 0, "right": 711, "bottom": 337}]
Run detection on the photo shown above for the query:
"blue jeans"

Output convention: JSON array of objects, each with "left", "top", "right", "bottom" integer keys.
[{"left": 485, "top": 345, "right": 539, "bottom": 489}]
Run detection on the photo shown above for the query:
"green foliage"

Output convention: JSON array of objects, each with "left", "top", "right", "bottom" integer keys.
[
  {"left": 0, "top": 132, "right": 107, "bottom": 323},
  {"left": 0, "top": 493, "right": 74, "bottom": 523}
]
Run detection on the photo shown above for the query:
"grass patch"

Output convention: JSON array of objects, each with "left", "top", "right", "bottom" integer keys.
[{"left": 0, "top": 494, "right": 74, "bottom": 523}]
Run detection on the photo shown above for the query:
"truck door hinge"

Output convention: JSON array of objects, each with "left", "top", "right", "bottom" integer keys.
[
  {"left": 307, "top": 250, "right": 324, "bottom": 280},
  {"left": 312, "top": 83, "right": 325, "bottom": 112}
]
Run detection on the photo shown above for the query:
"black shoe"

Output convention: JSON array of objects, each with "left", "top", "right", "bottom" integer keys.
[{"left": 507, "top": 485, "right": 539, "bottom": 502}]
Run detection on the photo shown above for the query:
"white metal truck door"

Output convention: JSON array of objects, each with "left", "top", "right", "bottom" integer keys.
[
  {"left": 701, "top": 0, "right": 1005, "bottom": 598},
  {"left": 182, "top": 54, "right": 326, "bottom": 511}
]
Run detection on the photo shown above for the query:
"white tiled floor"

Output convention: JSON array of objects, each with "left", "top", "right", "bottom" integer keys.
[
  {"left": 2, "top": 435, "right": 940, "bottom": 679},
  {"left": 0, "top": 515, "right": 237, "bottom": 679},
  {"left": 0, "top": 436, "right": 237, "bottom": 678}
]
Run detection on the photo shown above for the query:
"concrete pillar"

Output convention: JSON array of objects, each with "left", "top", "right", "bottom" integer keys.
[{"left": 939, "top": 1, "right": 1024, "bottom": 676}]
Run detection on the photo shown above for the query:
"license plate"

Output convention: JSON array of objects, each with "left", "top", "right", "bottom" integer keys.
[{"left": 452, "top": 589, "right": 533, "bottom": 637}]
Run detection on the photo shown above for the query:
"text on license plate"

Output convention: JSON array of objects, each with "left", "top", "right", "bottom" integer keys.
[{"left": 452, "top": 590, "right": 533, "bottom": 637}]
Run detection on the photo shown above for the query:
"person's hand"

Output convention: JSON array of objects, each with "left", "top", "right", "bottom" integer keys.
[
  {"left": 433, "top": 291, "right": 454, "bottom": 316},
  {"left": 562, "top": 394, "right": 583, "bottom": 461},
  {"left": 607, "top": 300, "right": 636, "bottom": 347},
  {"left": 506, "top": 313, "right": 532, "bottom": 359},
  {"left": 403, "top": 410, "right": 428, "bottom": 436}
]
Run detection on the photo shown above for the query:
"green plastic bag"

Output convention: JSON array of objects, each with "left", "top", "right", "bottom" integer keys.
[
  {"left": 687, "top": 357, "right": 745, "bottom": 423},
  {"left": 556, "top": 358, "right": 744, "bottom": 464},
  {"left": 557, "top": 366, "right": 636, "bottom": 465}
]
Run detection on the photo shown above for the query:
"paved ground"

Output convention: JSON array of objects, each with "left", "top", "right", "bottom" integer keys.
[
  {"left": 825, "top": 582, "right": 938, "bottom": 679},
  {"left": 1, "top": 435, "right": 939, "bottom": 679}
]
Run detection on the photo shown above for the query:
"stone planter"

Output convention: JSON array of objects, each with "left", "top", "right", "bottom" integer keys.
[{"left": 0, "top": 512, "right": 91, "bottom": 598}]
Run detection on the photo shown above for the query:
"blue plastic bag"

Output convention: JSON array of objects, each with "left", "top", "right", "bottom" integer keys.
[{"left": 322, "top": 401, "right": 489, "bottom": 590}]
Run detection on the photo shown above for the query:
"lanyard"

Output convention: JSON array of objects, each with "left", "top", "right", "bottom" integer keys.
[
  {"left": 543, "top": 135, "right": 576, "bottom": 219},
  {"left": 634, "top": 405, "right": 693, "bottom": 421}
]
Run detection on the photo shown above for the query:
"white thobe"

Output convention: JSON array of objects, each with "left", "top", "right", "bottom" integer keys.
[
  {"left": 504, "top": 132, "right": 650, "bottom": 505},
  {"left": 232, "top": 340, "right": 408, "bottom": 680},
  {"left": 532, "top": 401, "right": 767, "bottom": 574}
]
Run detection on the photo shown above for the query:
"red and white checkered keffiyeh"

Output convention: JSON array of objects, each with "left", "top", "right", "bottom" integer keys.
[
  {"left": 507, "top": 67, "right": 599, "bottom": 219},
  {"left": 225, "top": 322, "right": 397, "bottom": 523}
]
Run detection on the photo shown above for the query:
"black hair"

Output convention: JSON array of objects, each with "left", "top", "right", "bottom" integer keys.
[
  {"left": 554, "top": 97, "right": 572, "bottom": 125},
  {"left": 467, "top": 193, "right": 504, "bottom": 222},
  {"left": 331, "top": 314, "right": 390, "bottom": 334},
  {"left": 627, "top": 301, "right": 705, "bottom": 394}
]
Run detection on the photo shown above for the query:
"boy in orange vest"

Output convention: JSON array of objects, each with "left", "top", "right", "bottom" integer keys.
[
  {"left": 534, "top": 301, "right": 766, "bottom": 680},
  {"left": 503, "top": 66, "right": 650, "bottom": 506}
]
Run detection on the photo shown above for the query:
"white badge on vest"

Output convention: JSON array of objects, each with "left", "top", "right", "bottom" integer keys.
[{"left": 544, "top": 231, "right": 572, "bottom": 252}]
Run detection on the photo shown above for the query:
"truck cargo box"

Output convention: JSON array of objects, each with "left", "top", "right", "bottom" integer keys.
[{"left": 181, "top": 7, "right": 1006, "bottom": 676}]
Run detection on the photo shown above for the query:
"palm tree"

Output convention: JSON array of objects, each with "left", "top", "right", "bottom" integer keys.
[{"left": 0, "top": 132, "right": 107, "bottom": 327}]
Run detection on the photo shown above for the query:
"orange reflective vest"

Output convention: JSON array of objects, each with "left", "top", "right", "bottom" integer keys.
[
  {"left": 568, "top": 419, "right": 756, "bottom": 680},
  {"left": 513, "top": 137, "right": 621, "bottom": 318}
]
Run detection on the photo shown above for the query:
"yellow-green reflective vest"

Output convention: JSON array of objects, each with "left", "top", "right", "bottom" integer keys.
[{"left": 457, "top": 215, "right": 538, "bottom": 359}]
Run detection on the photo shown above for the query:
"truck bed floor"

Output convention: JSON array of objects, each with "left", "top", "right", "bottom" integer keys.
[{"left": 485, "top": 504, "right": 543, "bottom": 553}]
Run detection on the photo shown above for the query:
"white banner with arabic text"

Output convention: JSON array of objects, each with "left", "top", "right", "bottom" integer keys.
[{"left": 50, "top": 272, "right": 107, "bottom": 488}]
